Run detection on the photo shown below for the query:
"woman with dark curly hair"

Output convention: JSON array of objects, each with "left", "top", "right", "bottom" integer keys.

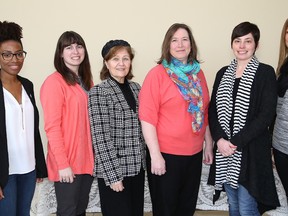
[{"left": 0, "top": 21, "right": 47, "bottom": 216}]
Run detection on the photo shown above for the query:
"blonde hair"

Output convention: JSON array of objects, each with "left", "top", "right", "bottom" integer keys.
[{"left": 277, "top": 18, "right": 288, "bottom": 76}]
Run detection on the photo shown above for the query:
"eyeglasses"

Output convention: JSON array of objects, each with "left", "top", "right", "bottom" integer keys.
[{"left": 1, "top": 51, "right": 27, "bottom": 61}]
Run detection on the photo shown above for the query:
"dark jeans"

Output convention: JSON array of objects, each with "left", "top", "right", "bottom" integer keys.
[
  {"left": 97, "top": 168, "right": 145, "bottom": 216},
  {"left": 0, "top": 170, "right": 36, "bottom": 216},
  {"left": 273, "top": 148, "right": 288, "bottom": 202},
  {"left": 147, "top": 151, "right": 203, "bottom": 216},
  {"left": 54, "top": 174, "right": 93, "bottom": 216}
]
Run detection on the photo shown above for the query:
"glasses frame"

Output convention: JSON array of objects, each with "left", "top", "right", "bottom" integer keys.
[{"left": 0, "top": 51, "right": 27, "bottom": 61}]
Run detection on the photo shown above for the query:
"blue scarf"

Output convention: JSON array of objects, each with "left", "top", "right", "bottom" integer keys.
[{"left": 162, "top": 58, "right": 203, "bottom": 133}]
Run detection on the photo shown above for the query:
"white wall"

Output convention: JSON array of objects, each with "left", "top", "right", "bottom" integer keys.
[{"left": 1, "top": 0, "right": 287, "bottom": 150}]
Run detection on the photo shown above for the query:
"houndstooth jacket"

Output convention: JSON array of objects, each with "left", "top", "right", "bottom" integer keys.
[{"left": 88, "top": 77, "right": 146, "bottom": 186}]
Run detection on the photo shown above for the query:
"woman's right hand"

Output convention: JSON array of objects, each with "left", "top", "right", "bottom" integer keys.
[
  {"left": 58, "top": 167, "right": 75, "bottom": 183},
  {"left": 140, "top": 121, "right": 166, "bottom": 176},
  {"left": 217, "top": 138, "right": 237, "bottom": 157},
  {"left": 110, "top": 181, "right": 124, "bottom": 192},
  {"left": 0, "top": 187, "right": 4, "bottom": 200},
  {"left": 151, "top": 153, "right": 166, "bottom": 176}
]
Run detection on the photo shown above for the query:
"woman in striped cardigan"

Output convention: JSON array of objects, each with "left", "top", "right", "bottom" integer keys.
[{"left": 208, "top": 21, "right": 280, "bottom": 216}]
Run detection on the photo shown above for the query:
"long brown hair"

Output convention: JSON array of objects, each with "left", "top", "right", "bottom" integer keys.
[
  {"left": 277, "top": 18, "right": 288, "bottom": 76},
  {"left": 54, "top": 31, "right": 93, "bottom": 91},
  {"left": 157, "top": 23, "right": 199, "bottom": 64}
]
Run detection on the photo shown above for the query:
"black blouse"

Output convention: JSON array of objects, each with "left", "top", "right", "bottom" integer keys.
[{"left": 110, "top": 75, "right": 136, "bottom": 113}]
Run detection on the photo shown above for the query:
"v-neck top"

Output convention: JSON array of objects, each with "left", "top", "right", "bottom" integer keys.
[{"left": 3, "top": 85, "right": 35, "bottom": 174}]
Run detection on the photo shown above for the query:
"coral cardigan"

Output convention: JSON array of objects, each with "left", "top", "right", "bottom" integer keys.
[
  {"left": 139, "top": 64, "right": 210, "bottom": 155},
  {"left": 40, "top": 72, "right": 94, "bottom": 181}
]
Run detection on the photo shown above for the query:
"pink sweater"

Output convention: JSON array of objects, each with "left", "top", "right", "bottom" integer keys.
[
  {"left": 40, "top": 72, "right": 94, "bottom": 181},
  {"left": 139, "top": 64, "right": 210, "bottom": 155}
]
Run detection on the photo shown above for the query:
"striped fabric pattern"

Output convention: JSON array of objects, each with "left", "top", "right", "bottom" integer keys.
[{"left": 215, "top": 56, "right": 259, "bottom": 190}]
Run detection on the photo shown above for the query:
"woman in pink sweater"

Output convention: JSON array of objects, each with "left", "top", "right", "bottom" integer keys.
[
  {"left": 40, "top": 31, "right": 94, "bottom": 216},
  {"left": 139, "top": 23, "right": 213, "bottom": 216}
]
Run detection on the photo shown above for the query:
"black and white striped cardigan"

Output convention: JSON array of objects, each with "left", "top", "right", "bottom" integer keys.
[
  {"left": 88, "top": 77, "right": 146, "bottom": 186},
  {"left": 208, "top": 63, "right": 280, "bottom": 210},
  {"left": 214, "top": 57, "right": 258, "bottom": 190}
]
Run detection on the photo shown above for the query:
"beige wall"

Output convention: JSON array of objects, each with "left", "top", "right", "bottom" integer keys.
[{"left": 1, "top": 0, "right": 287, "bottom": 149}]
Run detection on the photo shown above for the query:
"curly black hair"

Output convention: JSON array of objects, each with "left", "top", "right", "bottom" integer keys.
[{"left": 0, "top": 21, "right": 23, "bottom": 44}]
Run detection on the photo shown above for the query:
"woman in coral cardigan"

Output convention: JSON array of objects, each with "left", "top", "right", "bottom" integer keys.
[{"left": 41, "top": 31, "right": 94, "bottom": 216}]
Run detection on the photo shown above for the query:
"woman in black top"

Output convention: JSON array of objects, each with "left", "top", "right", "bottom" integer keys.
[
  {"left": 0, "top": 21, "right": 47, "bottom": 216},
  {"left": 208, "top": 21, "right": 280, "bottom": 215}
]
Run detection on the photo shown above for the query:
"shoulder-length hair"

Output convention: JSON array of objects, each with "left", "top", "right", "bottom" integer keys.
[
  {"left": 277, "top": 18, "right": 288, "bottom": 76},
  {"left": 157, "top": 23, "right": 199, "bottom": 64},
  {"left": 54, "top": 31, "right": 93, "bottom": 91},
  {"left": 100, "top": 46, "right": 134, "bottom": 81}
]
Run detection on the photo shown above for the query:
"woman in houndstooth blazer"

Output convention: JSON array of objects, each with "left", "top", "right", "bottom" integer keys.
[{"left": 88, "top": 40, "right": 146, "bottom": 216}]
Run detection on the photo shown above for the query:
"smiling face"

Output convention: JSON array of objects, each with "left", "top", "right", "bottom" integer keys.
[
  {"left": 232, "top": 33, "right": 257, "bottom": 63},
  {"left": 0, "top": 40, "right": 24, "bottom": 77},
  {"left": 105, "top": 48, "right": 131, "bottom": 83},
  {"left": 62, "top": 43, "right": 85, "bottom": 74},
  {"left": 169, "top": 28, "right": 191, "bottom": 64}
]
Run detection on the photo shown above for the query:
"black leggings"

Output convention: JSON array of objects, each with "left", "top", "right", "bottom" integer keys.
[
  {"left": 273, "top": 148, "right": 288, "bottom": 203},
  {"left": 97, "top": 168, "right": 145, "bottom": 216},
  {"left": 147, "top": 151, "right": 203, "bottom": 216}
]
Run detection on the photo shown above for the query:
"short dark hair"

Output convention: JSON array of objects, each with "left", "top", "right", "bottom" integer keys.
[
  {"left": 231, "top": 21, "right": 260, "bottom": 48},
  {"left": 158, "top": 23, "right": 199, "bottom": 64},
  {"left": 100, "top": 45, "right": 134, "bottom": 81},
  {"left": 0, "top": 21, "right": 23, "bottom": 47},
  {"left": 54, "top": 31, "right": 92, "bottom": 91}
]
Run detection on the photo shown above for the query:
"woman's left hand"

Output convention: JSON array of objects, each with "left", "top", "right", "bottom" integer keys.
[
  {"left": 59, "top": 167, "right": 75, "bottom": 183},
  {"left": 0, "top": 187, "right": 4, "bottom": 200},
  {"left": 217, "top": 138, "right": 236, "bottom": 157},
  {"left": 36, "top": 178, "right": 44, "bottom": 183},
  {"left": 203, "top": 145, "right": 214, "bottom": 165},
  {"left": 203, "top": 126, "right": 214, "bottom": 164}
]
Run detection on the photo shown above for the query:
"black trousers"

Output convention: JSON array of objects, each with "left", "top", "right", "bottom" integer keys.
[
  {"left": 147, "top": 151, "right": 203, "bottom": 216},
  {"left": 54, "top": 174, "right": 94, "bottom": 216},
  {"left": 97, "top": 168, "right": 145, "bottom": 216},
  {"left": 273, "top": 148, "right": 288, "bottom": 202}
]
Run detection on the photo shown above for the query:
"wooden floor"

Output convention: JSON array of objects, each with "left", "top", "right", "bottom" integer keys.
[
  {"left": 50, "top": 210, "right": 275, "bottom": 215},
  {"left": 50, "top": 209, "right": 273, "bottom": 215},
  {"left": 51, "top": 210, "right": 229, "bottom": 215},
  {"left": 95, "top": 211, "right": 228, "bottom": 215}
]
